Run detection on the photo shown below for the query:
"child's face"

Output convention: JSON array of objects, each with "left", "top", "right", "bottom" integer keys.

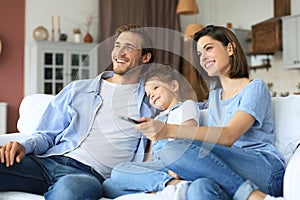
[{"left": 145, "top": 77, "right": 179, "bottom": 110}]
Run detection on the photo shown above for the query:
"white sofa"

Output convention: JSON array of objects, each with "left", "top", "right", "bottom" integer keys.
[{"left": 1, "top": 94, "right": 300, "bottom": 200}]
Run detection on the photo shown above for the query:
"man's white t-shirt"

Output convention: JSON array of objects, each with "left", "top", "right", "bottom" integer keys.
[{"left": 65, "top": 79, "right": 142, "bottom": 178}]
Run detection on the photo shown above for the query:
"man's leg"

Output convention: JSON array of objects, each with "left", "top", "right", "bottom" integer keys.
[
  {"left": 1, "top": 154, "right": 104, "bottom": 199},
  {"left": 43, "top": 155, "right": 104, "bottom": 200},
  {"left": 0, "top": 155, "right": 50, "bottom": 194},
  {"left": 45, "top": 174, "right": 103, "bottom": 200}
]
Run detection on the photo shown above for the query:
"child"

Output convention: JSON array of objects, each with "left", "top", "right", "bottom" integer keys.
[
  {"left": 144, "top": 65, "right": 200, "bottom": 161},
  {"left": 103, "top": 64, "right": 201, "bottom": 198}
]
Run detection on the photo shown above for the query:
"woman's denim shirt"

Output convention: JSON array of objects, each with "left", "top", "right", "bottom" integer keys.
[{"left": 21, "top": 71, "right": 155, "bottom": 162}]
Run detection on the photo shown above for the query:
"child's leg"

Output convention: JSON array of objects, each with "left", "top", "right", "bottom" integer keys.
[
  {"left": 103, "top": 178, "right": 138, "bottom": 198},
  {"left": 103, "top": 160, "right": 173, "bottom": 198},
  {"left": 187, "top": 178, "right": 230, "bottom": 200}
]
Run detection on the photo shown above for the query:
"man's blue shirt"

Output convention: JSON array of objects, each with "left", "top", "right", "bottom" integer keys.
[{"left": 21, "top": 71, "right": 155, "bottom": 162}]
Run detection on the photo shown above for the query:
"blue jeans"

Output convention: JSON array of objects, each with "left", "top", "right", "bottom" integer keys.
[
  {"left": 152, "top": 139, "right": 168, "bottom": 160},
  {"left": 103, "top": 160, "right": 173, "bottom": 198},
  {"left": 0, "top": 155, "right": 104, "bottom": 200},
  {"left": 187, "top": 178, "right": 231, "bottom": 200},
  {"left": 160, "top": 139, "right": 285, "bottom": 200}
]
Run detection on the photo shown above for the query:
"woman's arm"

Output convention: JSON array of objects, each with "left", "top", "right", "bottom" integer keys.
[
  {"left": 181, "top": 119, "right": 198, "bottom": 127},
  {"left": 136, "top": 111, "right": 255, "bottom": 147}
]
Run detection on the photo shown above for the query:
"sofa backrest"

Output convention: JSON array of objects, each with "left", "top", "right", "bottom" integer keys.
[
  {"left": 16, "top": 94, "right": 300, "bottom": 164},
  {"left": 272, "top": 95, "right": 300, "bottom": 164}
]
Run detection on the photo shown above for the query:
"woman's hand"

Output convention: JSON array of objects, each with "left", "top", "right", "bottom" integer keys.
[
  {"left": 135, "top": 117, "right": 172, "bottom": 140},
  {"left": 0, "top": 141, "right": 26, "bottom": 167}
]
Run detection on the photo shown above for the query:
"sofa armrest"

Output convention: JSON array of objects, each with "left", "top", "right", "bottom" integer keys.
[
  {"left": 0, "top": 133, "right": 30, "bottom": 146},
  {"left": 283, "top": 146, "right": 300, "bottom": 199}
]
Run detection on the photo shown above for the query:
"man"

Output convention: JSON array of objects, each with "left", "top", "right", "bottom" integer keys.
[{"left": 0, "top": 24, "right": 155, "bottom": 200}]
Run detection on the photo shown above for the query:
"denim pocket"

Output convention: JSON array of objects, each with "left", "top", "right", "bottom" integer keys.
[{"left": 268, "top": 168, "right": 284, "bottom": 197}]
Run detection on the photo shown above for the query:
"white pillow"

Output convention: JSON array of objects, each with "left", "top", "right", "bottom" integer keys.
[
  {"left": 272, "top": 95, "right": 300, "bottom": 164},
  {"left": 199, "top": 109, "right": 208, "bottom": 126},
  {"left": 17, "top": 94, "right": 55, "bottom": 135}
]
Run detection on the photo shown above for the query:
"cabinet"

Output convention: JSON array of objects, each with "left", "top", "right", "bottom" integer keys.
[
  {"left": 282, "top": 15, "right": 300, "bottom": 68},
  {"left": 28, "top": 41, "right": 99, "bottom": 95},
  {"left": 251, "top": 17, "right": 282, "bottom": 54}
]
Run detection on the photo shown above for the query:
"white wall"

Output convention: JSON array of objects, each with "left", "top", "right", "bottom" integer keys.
[
  {"left": 180, "top": 0, "right": 300, "bottom": 95},
  {"left": 180, "top": 0, "right": 274, "bottom": 30},
  {"left": 25, "top": 0, "right": 300, "bottom": 95},
  {"left": 26, "top": 0, "right": 99, "bottom": 43},
  {"left": 25, "top": 0, "right": 98, "bottom": 95}
]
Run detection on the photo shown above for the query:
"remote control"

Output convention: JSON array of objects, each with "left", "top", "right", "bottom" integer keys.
[{"left": 119, "top": 116, "right": 142, "bottom": 124}]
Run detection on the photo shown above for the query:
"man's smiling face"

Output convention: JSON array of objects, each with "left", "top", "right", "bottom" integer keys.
[{"left": 111, "top": 31, "right": 145, "bottom": 76}]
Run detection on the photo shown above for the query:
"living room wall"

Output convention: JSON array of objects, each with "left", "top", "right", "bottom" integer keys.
[
  {"left": 2, "top": 0, "right": 300, "bottom": 133},
  {"left": 183, "top": 0, "right": 300, "bottom": 95},
  {"left": 0, "top": 0, "right": 25, "bottom": 133}
]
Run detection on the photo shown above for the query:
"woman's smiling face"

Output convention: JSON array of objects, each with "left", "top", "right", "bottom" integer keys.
[{"left": 197, "top": 35, "right": 233, "bottom": 77}]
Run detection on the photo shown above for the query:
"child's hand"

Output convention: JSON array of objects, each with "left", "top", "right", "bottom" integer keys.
[
  {"left": 168, "top": 170, "right": 181, "bottom": 179},
  {"left": 134, "top": 117, "right": 168, "bottom": 140}
]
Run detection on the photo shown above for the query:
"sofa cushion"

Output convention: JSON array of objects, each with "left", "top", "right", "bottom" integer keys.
[
  {"left": 272, "top": 95, "right": 300, "bottom": 164},
  {"left": 17, "top": 94, "right": 55, "bottom": 135},
  {"left": 284, "top": 147, "right": 300, "bottom": 199},
  {"left": 0, "top": 191, "right": 44, "bottom": 200},
  {"left": 0, "top": 191, "right": 112, "bottom": 200}
]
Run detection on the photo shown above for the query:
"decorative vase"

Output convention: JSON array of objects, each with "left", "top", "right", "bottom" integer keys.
[
  {"left": 33, "top": 26, "right": 49, "bottom": 41},
  {"left": 74, "top": 33, "right": 81, "bottom": 43},
  {"left": 84, "top": 32, "right": 93, "bottom": 43},
  {"left": 73, "top": 28, "right": 82, "bottom": 43}
]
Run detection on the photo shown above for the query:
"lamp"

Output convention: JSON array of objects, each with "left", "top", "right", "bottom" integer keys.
[
  {"left": 184, "top": 24, "right": 204, "bottom": 38},
  {"left": 176, "top": 0, "right": 202, "bottom": 38},
  {"left": 176, "top": 0, "right": 199, "bottom": 15}
]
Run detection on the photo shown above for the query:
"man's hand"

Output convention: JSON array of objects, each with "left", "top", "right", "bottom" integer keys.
[{"left": 0, "top": 141, "right": 25, "bottom": 167}]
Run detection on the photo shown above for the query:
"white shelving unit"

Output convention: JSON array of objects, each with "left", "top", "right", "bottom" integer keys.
[
  {"left": 0, "top": 102, "right": 7, "bottom": 134},
  {"left": 27, "top": 41, "right": 99, "bottom": 95}
]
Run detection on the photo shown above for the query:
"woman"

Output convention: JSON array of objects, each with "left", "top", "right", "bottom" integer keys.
[{"left": 135, "top": 25, "right": 285, "bottom": 200}]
